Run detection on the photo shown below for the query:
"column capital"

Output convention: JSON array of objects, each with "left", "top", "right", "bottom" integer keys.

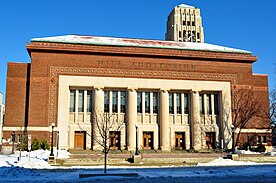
[
  {"left": 191, "top": 90, "right": 201, "bottom": 94},
  {"left": 127, "top": 87, "right": 137, "bottom": 92},
  {"left": 160, "top": 88, "right": 170, "bottom": 93},
  {"left": 94, "top": 86, "right": 104, "bottom": 91}
]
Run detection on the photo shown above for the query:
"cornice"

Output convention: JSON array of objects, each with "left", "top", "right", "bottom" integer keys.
[{"left": 26, "top": 42, "right": 257, "bottom": 63}]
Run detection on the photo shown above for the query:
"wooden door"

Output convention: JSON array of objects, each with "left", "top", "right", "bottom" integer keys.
[
  {"left": 143, "top": 132, "right": 153, "bottom": 150},
  {"left": 175, "top": 132, "right": 185, "bottom": 150},
  {"left": 74, "top": 131, "right": 86, "bottom": 149},
  {"left": 109, "top": 131, "right": 120, "bottom": 150},
  {"left": 205, "top": 132, "right": 215, "bottom": 149}
]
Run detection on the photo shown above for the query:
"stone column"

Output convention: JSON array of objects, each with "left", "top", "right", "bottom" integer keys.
[
  {"left": 93, "top": 87, "right": 104, "bottom": 150},
  {"left": 191, "top": 90, "right": 201, "bottom": 150},
  {"left": 127, "top": 88, "right": 137, "bottom": 151},
  {"left": 160, "top": 89, "right": 170, "bottom": 151}
]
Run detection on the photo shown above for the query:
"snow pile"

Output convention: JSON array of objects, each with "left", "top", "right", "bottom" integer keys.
[
  {"left": 197, "top": 157, "right": 257, "bottom": 166},
  {"left": 234, "top": 150, "right": 261, "bottom": 155},
  {"left": 0, "top": 149, "right": 71, "bottom": 168}
]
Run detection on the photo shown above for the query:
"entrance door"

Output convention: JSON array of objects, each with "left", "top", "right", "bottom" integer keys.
[
  {"left": 109, "top": 131, "right": 120, "bottom": 150},
  {"left": 143, "top": 132, "right": 153, "bottom": 150},
  {"left": 175, "top": 132, "right": 186, "bottom": 150},
  {"left": 205, "top": 132, "right": 216, "bottom": 149},
  {"left": 74, "top": 131, "right": 86, "bottom": 150}
]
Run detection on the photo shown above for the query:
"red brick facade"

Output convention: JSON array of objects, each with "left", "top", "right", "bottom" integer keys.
[{"left": 3, "top": 36, "right": 271, "bottom": 148}]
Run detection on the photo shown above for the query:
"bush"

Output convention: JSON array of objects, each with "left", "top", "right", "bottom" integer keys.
[
  {"left": 31, "top": 138, "right": 41, "bottom": 151},
  {"left": 40, "top": 140, "right": 50, "bottom": 150},
  {"left": 252, "top": 144, "right": 266, "bottom": 152},
  {"left": 20, "top": 134, "right": 29, "bottom": 151}
]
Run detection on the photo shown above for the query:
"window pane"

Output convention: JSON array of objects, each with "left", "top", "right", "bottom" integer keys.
[
  {"left": 104, "top": 91, "right": 109, "bottom": 113},
  {"left": 184, "top": 93, "right": 189, "bottom": 114},
  {"left": 87, "top": 90, "right": 92, "bottom": 112},
  {"left": 145, "top": 92, "right": 150, "bottom": 113},
  {"left": 69, "top": 90, "right": 75, "bottom": 112},
  {"left": 169, "top": 93, "right": 173, "bottom": 114},
  {"left": 137, "top": 92, "right": 142, "bottom": 113},
  {"left": 207, "top": 94, "right": 211, "bottom": 114},
  {"left": 153, "top": 92, "right": 158, "bottom": 114},
  {"left": 112, "top": 91, "right": 118, "bottom": 113},
  {"left": 176, "top": 93, "right": 181, "bottom": 114},
  {"left": 120, "top": 91, "right": 126, "bottom": 113},
  {"left": 199, "top": 94, "right": 204, "bottom": 114},
  {"left": 78, "top": 90, "right": 84, "bottom": 112},
  {"left": 214, "top": 94, "right": 219, "bottom": 115}
]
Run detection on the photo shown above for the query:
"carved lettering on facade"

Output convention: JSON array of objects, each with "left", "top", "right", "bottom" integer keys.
[{"left": 97, "top": 60, "right": 197, "bottom": 71}]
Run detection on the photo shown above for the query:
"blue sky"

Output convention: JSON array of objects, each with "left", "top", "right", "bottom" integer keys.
[{"left": 0, "top": 0, "right": 275, "bottom": 102}]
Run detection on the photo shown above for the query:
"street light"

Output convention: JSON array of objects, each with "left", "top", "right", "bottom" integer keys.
[
  {"left": 50, "top": 123, "right": 55, "bottom": 157},
  {"left": 135, "top": 125, "right": 139, "bottom": 155},
  {"left": 231, "top": 125, "right": 235, "bottom": 154}
]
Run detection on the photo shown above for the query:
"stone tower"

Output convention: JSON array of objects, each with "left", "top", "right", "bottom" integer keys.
[{"left": 165, "top": 4, "right": 204, "bottom": 42}]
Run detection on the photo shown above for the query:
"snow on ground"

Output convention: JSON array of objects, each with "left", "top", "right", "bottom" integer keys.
[
  {"left": 0, "top": 150, "right": 276, "bottom": 182},
  {"left": 197, "top": 157, "right": 257, "bottom": 166}
]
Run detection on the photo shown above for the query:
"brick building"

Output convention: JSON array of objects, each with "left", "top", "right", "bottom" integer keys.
[{"left": 2, "top": 35, "right": 271, "bottom": 151}]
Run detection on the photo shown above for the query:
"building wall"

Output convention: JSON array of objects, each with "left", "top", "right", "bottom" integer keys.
[{"left": 3, "top": 42, "right": 271, "bottom": 150}]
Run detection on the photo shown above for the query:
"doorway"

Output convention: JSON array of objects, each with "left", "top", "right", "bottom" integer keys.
[
  {"left": 175, "top": 132, "right": 186, "bottom": 150},
  {"left": 74, "top": 131, "right": 86, "bottom": 150},
  {"left": 143, "top": 132, "right": 154, "bottom": 150},
  {"left": 109, "top": 131, "right": 121, "bottom": 150},
  {"left": 205, "top": 132, "right": 216, "bottom": 149}
]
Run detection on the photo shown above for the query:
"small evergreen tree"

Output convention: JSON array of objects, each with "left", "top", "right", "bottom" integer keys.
[
  {"left": 40, "top": 140, "right": 50, "bottom": 150},
  {"left": 21, "top": 133, "right": 29, "bottom": 151},
  {"left": 31, "top": 138, "right": 41, "bottom": 150}
]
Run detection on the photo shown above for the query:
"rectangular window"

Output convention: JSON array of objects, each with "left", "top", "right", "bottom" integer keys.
[
  {"left": 87, "top": 90, "right": 92, "bottom": 112},
  {"left": 120, "top": 91, "right": 126, "bottom": 113},
  {"left": 145, "top": 92, "right": 150, "bottom": 113},
  {"left": 199, "top": 94, "right": 204, "bottom": 114},
  {"left": 169, "top": 93, "right": 173, "bottom": 114},
  {"left": 176, "top": 93, "right": 181, "bottom": 114},
  {"left": 197, "top": 32, "right": 200, "bottom": 39},
  {"left": 183, "top": 21, "right": 186, "bottom": 25},
  {"left": 153, "top": 92, "right": 158, "bottom": 114},
  {"left": 207, "top": 94, "right": 211, "bottom": 114},
  {"left": 192, "top": 21, "right": 195, "bottom": 26},
  {"left": 258, "top": 136, "right": 261, "bottom": 143},
  {"left": 187, "top": 21, "right": 190, "bottom": 26},
  {"left": 112, "top": 91, "right": 118, "bottom": 113},
  {"left": 263, "top": 136, "right": 267, "bottom": 143},
  {"left": 179, "top": 31, "right": 181, "bottom": 38},
  {"left": 78, "top": 90, "right": 84, "bottom": 112},
  {"left": 137, "top": 92, "right": 142, "bottom": 113},
  {"left": 104, "top": 91, "right": 109, "bottom": 113},
  {"left": 184, "top": 93, "right": 189, "bottom": 114},
  {"left": 69, "top": 90, "right": 75, "bottom": 112},
  {"left": 214, "top": 94, "right": 219, "bottom": 115}
]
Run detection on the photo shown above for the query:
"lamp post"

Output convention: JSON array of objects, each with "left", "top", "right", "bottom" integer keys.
[
  {"left": 50, "top": 123, "right": 55, "bottom": 157},
  {"left": 11, "top": 131, "right": 15, "bottom": 154},
  {"left": 135, "top": 125, "right": 139, "bottom": 155},
  {"left": 231, "top": 125, "right": 235, "bottom": 154}
]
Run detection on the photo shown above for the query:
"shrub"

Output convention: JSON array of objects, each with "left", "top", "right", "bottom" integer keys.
[
  {"left": 31, "top": 138, "right": 41, "bottom": 151},
  {"left": 40, "top": 140, "right": 50, "bottom": 150},
  {"left": 20, "top": 134, "right": 29, "bottom": 151},
  {"left": 252, "top": 144, "right": 266, "bottom": 152}
]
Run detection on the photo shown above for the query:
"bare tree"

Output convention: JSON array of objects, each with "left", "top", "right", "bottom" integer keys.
[
  {"left": 232, "top": 88, "right": 262, "bottom": 149},
  {"left": 91, "top": 111, "right": 126, "bottom": 173},
  {"left": 267, "top": 90, "right": 276, "bottom": 144}
]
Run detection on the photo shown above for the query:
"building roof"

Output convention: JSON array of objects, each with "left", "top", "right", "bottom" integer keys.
[
  {"left": 31, "top": 35, "right": 251, "bottom": 54},
  {"left": 177, "top": 4, "right": 195, "bottom": 9}
]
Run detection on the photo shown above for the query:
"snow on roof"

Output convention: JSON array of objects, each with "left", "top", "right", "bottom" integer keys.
[
  {"left": 177, "top": 4, "right": 195, "bottom": 9},
  {"left": 31, "top": 35, "right": 251, "bottom": 54}
]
